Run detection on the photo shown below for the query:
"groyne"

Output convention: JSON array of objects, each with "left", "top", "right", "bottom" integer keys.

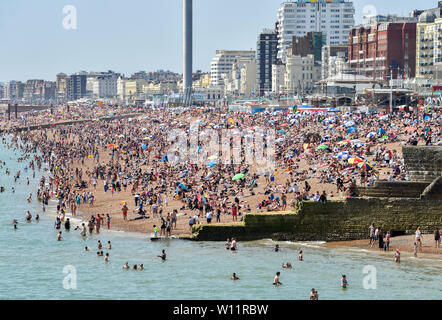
[
  {"left": 1, "top": 113, "right": 142, "bottom": 133},
  {"left": 191, "top": 198, "right": 442, "bottom": 241}
]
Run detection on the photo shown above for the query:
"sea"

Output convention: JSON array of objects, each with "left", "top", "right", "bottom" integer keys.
[{"left": 0, "top": 135, "right": 441, "bottom": 300}]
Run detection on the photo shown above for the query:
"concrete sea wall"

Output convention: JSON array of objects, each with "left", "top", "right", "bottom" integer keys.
[
  {"left": 191, "top": 198, "right": 442, "bottom": 242},
  {"left": 403, "top": 146, "right": 442, "bottom": 182}
]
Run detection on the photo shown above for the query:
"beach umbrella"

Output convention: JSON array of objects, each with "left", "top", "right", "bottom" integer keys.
[
  {"left": 207, "top": 160, "right": 215, "bottom": 168},
  {"left": 316, "top": 144, "right": 329, "bottom": 151},
  {"left": 141, "top": 144, "right": 147, "bottom": 150},
  {"left": 178, "top": 183, "right": 188, "bottom": 191},
  {"left": 354, "top": 143, "right": 364, "bottom": 148},
  {"left": 381, "top": 135, "right": 388, "bottom": 140},
  {"left": 347, "top": 127, "right": 357, "bottom": 134},
  {"left": 358, "top": 162, "right": 374, "bottom": 170},
  {"left": 378, "top": 128, "right": 386, "bottom": 135},
  {"left": 232, "top": 173, "right": 246, "bottom": 181},
  {"left": 335, "top": 152, "right": 350, "bottom": 160},
  {"left": 348, "top": 157, "right": 363, "bottom": 165},
  {"left": 343, "top": 120, "right": 355, "bottom": 127},
  {"left": 366, "top": 132, "right": 376, "bottom": 139}
]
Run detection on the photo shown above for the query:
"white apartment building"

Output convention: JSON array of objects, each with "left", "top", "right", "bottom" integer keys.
[
  {"left": 277, "top": 0, "right": 355, "bottom": 63},
  {"left": 210, "top": 50, "right": 256, "bottom": 87},
  {"left": 222, "top": 57, "right": 256, "bottom": 96},
  {"left": 240, "top": 59, "right": 257, "bottom": 96},
  {"left": 272, "top": 63, "right": 286, "bottom": 94},
  {"left": 117, "top": 77, "right": 127, "bottom": 102},
  {"left": 87, "top": 77, "right": 118, "bottom": 98},
  {"left": 284, "top": 54, "right": 321, "bottom": 94}
]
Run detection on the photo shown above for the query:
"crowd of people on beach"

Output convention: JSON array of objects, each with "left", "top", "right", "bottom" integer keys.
[{"left": 1, "top": 103, "right": 441, "bottom": 299}]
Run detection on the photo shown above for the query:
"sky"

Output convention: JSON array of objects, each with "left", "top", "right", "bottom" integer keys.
[{"left": 0, "top": 0, "right": 438, "bottom": 82}]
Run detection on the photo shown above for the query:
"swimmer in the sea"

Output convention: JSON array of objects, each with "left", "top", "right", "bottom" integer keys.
[
  {"left": 225, "top": 238, "right": 231, "bottom": 250},
  {"left": 122, "top": 262, "right": 129, "bottom": 270},
  {"left": 273, "top": 272, "right": 282, "bottom": 286},
  {"left": 104, "top": 253, "right": 109, "bottom": 263},
  {"left": 282, "top": 262, "right": 292, "bottom": 269},
  {"left": 341, "top": 275, "right": 349, "bottom": 289},
  {"left": 139, "top": 264, "right": 144, "bottom": 270},
  {"left": 57, "top": 231, "right": 62, "bottom": 241},
  {"left": 231, "top": 273, "right": 240, "bottom": 280},
  {"left": 298, "top": 250, "right": 303, "bottom": 261},
  {"left": 158, "top": 249, "right": 166, "bottom": 261},
  {"left": 107, "top": 241, "right": 112, "bottom": 249}
]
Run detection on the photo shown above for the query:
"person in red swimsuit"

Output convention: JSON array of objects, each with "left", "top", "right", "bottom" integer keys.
[{"left": 231, "top": 204, "right": 238, "bottom": 222}]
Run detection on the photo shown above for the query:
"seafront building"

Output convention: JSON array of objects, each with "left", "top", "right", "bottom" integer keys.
[
  {"left": 4, "top": 81, "right": 25, "bottom": 101},
  {"left": 291, "top": 31, "right": 324, "bottom": 62},
  {"left": 348, "top": 22, "right": 417, "bottom": 81},
  {"left": 272, "top": 62, "right": 286, "bottom": 94},
  {"left": 415, "top": 6, "right": 442, "bottom": 80},
  {"left": 284, "top": 54, "right": 321, "bottom": 95},
  {"left": 210, "top": 50, "right": 256, "bottom": 87},
  {"left": 321, "top": 44, "right": 348, "bottom": 79},
  {"left": 277, "top": 0, "right": 355, "bottom": 63},
  {"left": 87, "top": 77, "right": 118, "bottom": 99},
  {"left": 66, "top": 74, "right": 87, "bottom": 101},
  {"left": 222, "top": 57, "right": 257, "bottom": 97},
  {"left": 256, "top": 29, "right": 278, "bottom": 96}
]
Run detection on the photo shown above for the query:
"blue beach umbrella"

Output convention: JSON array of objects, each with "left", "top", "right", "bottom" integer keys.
[
  {"left": 347, "top": 127, "right": 357, "bottom": 134},
  {"left": 334, "top": 151, "right": 350, "bottom": 160}
]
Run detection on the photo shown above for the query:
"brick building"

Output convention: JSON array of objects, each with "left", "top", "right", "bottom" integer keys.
[{"left": 348, "top": 22, "right": 416, "bottom": 81}]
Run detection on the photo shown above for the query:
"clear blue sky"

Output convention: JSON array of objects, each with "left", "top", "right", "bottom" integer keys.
[{"left": 0, "top": 0, "right": 437, "bottom": 82}]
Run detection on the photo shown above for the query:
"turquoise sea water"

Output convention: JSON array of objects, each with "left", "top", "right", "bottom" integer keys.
[{"left": 0, "top": 137, "right": 441, "bottom": 300}]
